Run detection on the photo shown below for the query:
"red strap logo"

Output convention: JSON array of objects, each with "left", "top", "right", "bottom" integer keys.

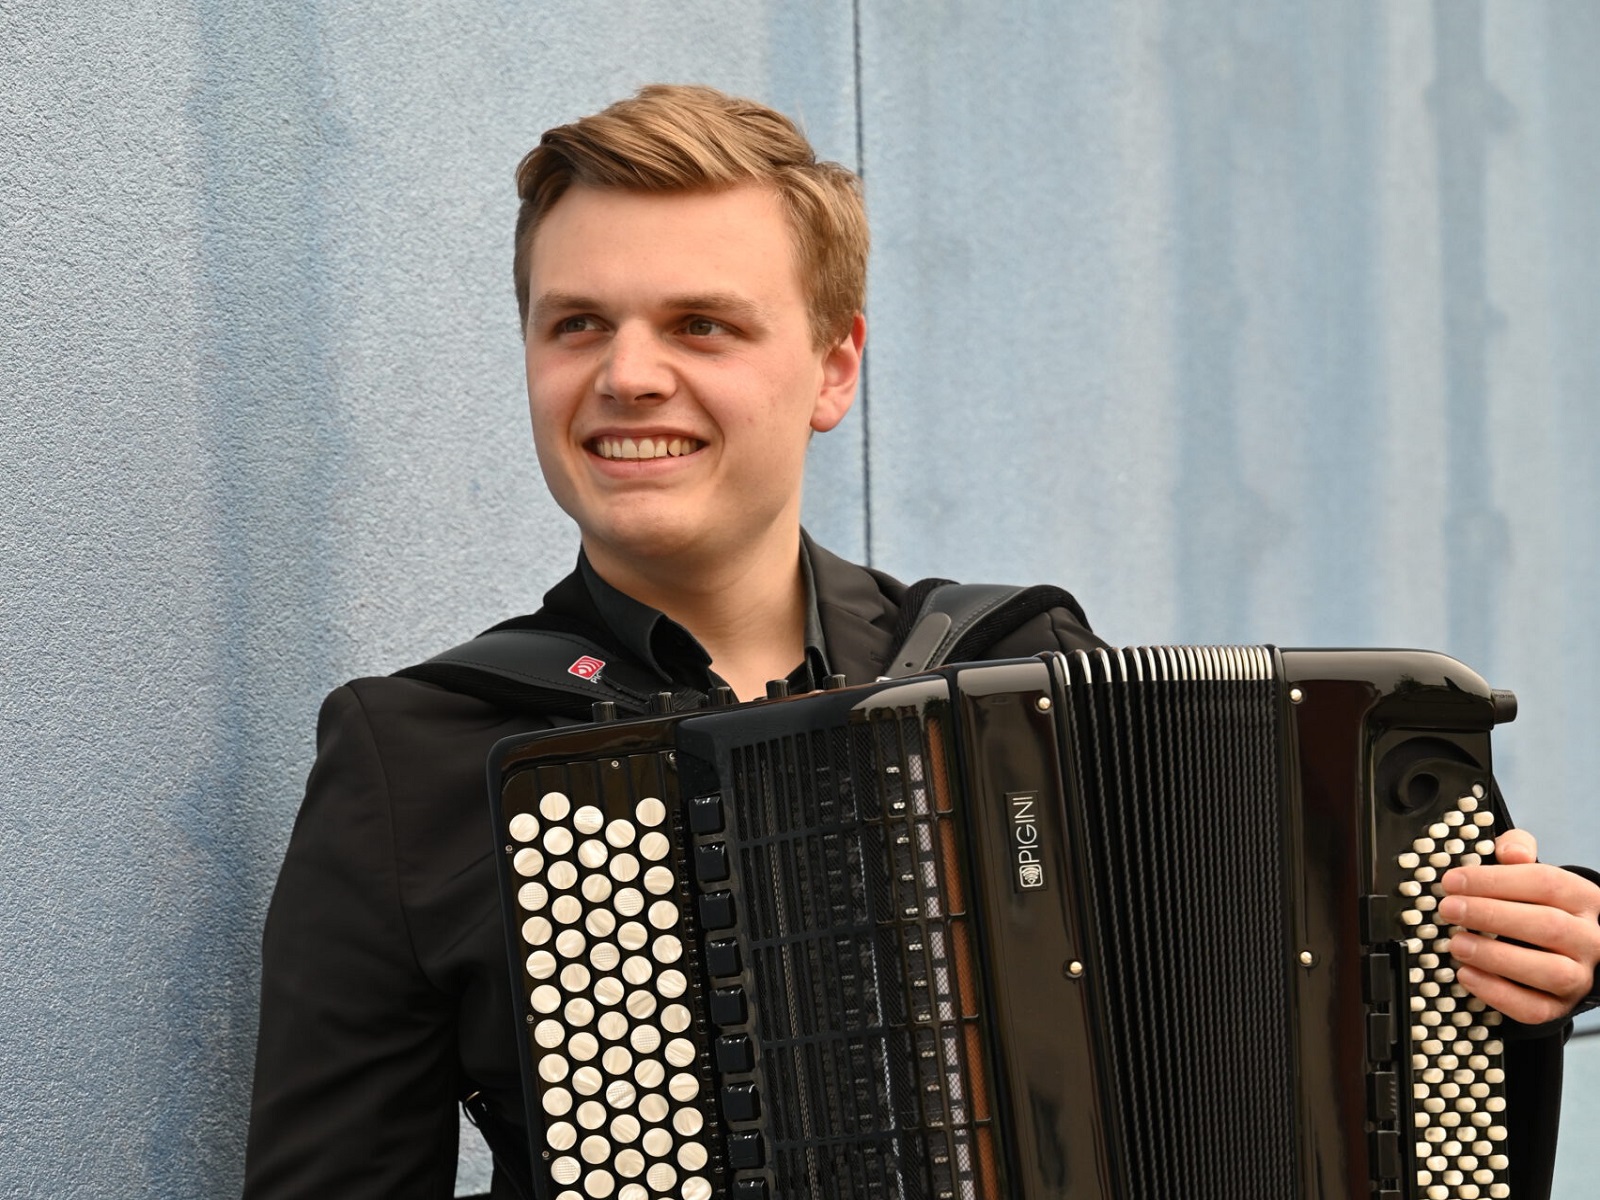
[{"left": 567, "top": 655, "right": 605, "bottom": 680}]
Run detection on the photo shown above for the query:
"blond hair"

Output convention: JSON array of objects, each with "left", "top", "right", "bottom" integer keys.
[{"left": 514, "top": 84, "right": 867, "bottom": 348}]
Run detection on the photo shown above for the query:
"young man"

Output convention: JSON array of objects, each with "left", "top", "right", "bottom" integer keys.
[{"left": 244, "top": 85, "right": 1600, "bottom": 1198}]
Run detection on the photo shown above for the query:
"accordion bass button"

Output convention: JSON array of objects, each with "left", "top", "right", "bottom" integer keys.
[
  {"left": 715, "top": 1033, "right": 754, "bottom": 1073},
  {"left": 699, "top": 891, "right": 736, "bottom": 930},
  {"left": 722, "top": 1081, "right": 761, "bottom": 1122},
  {"left": 705, "top": 938, "right": 741, "bottom": 978},
  {"left": 727, "top": 1131, "right": 764, "bottom": 1169},
  {"left": 732, "top": 1182, "right": 770, "bottom": 1199},
  {"left": 709, "top": 987, "right": 748, "bottom": 1027},
  {"left": 694, "top": 843, "right": 730, "bottom": 882},
  {"left": 688, "top": 794, "right": 725, "bottom": 834}
]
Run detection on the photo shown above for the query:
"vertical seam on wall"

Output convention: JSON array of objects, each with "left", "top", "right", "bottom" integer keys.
[{"left": 852, "top": 0, "right": 873, "bottom": 566}]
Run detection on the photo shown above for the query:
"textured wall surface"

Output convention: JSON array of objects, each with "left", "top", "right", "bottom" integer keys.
[{"left": 4, "top": 2, "right": 1598, "bottom": 1196}]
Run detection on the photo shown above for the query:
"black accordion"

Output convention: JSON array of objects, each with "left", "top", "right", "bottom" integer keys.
[{"left": 490, "top": 647, "right": 1525, "bottom": 1200}]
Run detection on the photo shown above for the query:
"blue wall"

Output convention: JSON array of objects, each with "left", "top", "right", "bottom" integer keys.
[{"left": 4, "top": 3, "right": 1598, "bottom": 1195}]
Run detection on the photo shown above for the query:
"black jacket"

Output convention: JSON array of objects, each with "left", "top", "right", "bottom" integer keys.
[{"left": 242, "top": 540, "right": 1102, "bottom": 1197}]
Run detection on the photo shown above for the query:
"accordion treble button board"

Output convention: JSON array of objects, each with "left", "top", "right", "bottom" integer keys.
[
  {"left": 503, "top": 757, "right": 726, "bottom": 1200},
  {"left": 1374, "top": 779, "right": 1512, "bottom": 1200}
]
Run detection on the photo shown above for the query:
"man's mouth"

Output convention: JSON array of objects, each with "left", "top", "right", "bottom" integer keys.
[{"left": 590, "top": 436, "right": 705, "bottom": 461}]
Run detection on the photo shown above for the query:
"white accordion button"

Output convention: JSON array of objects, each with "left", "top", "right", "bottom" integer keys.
[
  {"left": 615, "top": 887, "right": 645, "bottom": 917},
  {"left": 644, "top": 866, "right": 675, "bottom": 895},
  {"left": 552, "top": 895, "right": 584, "bottom": 925},
  {"left": 648, "top": 900, "right": 679, "bottom": 930},
  {"left": 626, "top": 990, "right": 658, "bottom": 1020},
  {"left": 617, "top": 1186, "right": 647, "bottom": 1200},
  {"left": 539, "top": 1055, "right": 570, "bottom": 1083},
  {"left": 540, "top": 791, "right": 571, "bottom": 820},
  {"left": 662, "top": 1004, "right": 691, "bottom": 1034},
  {"left": 657, "top": 969, "right": 687, "bottom": 999},
  {"left": 548, "top": 861, "right": 579, "bottom": 891},
  {"left": 678, "top": 1142, "right": 709, "bottom": 1171},
  {"left": 527, "top": 950, "right": 556, "bottom": 980},
  {"left": 523, "top": 916, "right": 552, "bottom": 946},
  {"left": 639, "top": 831, "right": 671, "bottom": 862},
  {"left": 630, "top": 1025, "right": 661, "bottom": 1055},
  {"left": 576, "top": 1100, "right": 606, "bottom": 1129},
  {"left": 597, "top": 1011, "right": 629, "bottom": 1042},
  {"left": 514, "top": 847, "right": 544, "bottom": 877},
  {"left": 591, "top": 943, "right": 621, "bottom": 973},
  {"left": 535, "top": 1021, "right": 566, "bottom": 1049},
  {"left": 594, "top": 977, "right": 625, "bottom": 1007},
  {"left": 645, "top": 1162, "right": 676, "bottom": 1192},
  {"left": 574, "top": 804, "right": 605, "bottom": 835},
  {"left": 669, "top": 1072, "right": 698, "bottom": 1102},
  {"left": 586, "top": 909, "right": 617, "bottom": 939},
  {"left": 606, "top": 1079, "right": 637, "bottom": 1109},
  {"left": 532, "top": 985, "right": 561, "bottom": 1014},
  {"left": 635, "top": 797, "right": 666, "bottom": 827},
  {"left": 551, "top": 1155, "right": 581, "bottom": 1184},
  {"left": 555, "top": 930, "right": 587, "bottom": 959},
  {"left": 621, "top": 955, "right": 653, "bottom": 985},
  {"left": 642, "top": 1126, "right": 673, "bottom": 1157},
  {"left": 581, "top": 1134, "right": 610, "bottom": 1164},
  {"left": 611, "top": 1113, "right": 641, "bottom": 1143},
  {"left": 509, "top": 813, "right": 540, "bottom": 842},
  {"left": 681, "top": 1176, "right": 711, "bottom": 1200},
  {"left": 583, "top": 1167, "right": 614, "bottom": 1198},
  {"left": 610, "top": 853, "right": 641, "bottom": 883},
  {"left": 606, "top": 819, "right": 636, "bottom": 848},
  {"left": 518, "top": 882, "right": 548, "bottom": 913},
  {"left": 578, "top": 839, "right": 609, "bottom": 869},
  {"left": 614, "top": 1148, "right": 645, "bottom": 1178},
  {"left": 543, "top": 1086, "right": 573, "bottom": 1116},
  {"left": 618, "top": 923, "right": 649, "bottom": 952},
  {"left": 547, "top": 1121, "right": 577, "bottom": 1151},
  {"left": 544, "top": 827, "right": 574, "bottom": 857},
  {"left": 639, "top": 1092, "right": 669, "bottom": 1123},
  {"left": 569, "top": 1032, "right": 599, "bottom": 1061},
  {"left": 572, "top": 1065, "right": 602, "bottom": 1095},
  {"left": 602, "top": 1045, "right": 633, "bottom": 1075},
  {"left": 664, "top": 1038, "right": 696, "bottom": 1068},
  {"left": 653, "top": 935, "right": 684, "bottom": 964},
  {"left": 582, "top": 875, "right": 613, "bottom": 904},
  {"left": 673, "top": 1106, "right": 704, "bottom": 1135},
  {"left": 561, "top": 963, "right": 592, "bottom": 993},
  {"left": 635, "top": 1058, "right": 665, "bottom": 1089}
]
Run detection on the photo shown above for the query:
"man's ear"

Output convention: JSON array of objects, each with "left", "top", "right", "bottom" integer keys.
[{"left": 810, "top": 313, "right": 866, "bottom": 434}]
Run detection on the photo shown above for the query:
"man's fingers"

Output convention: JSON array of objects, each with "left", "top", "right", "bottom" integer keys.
[
  {"left": 1441, "top": 861, "right": 1600, "bottom": 916},
  {"left": 1453, "top": 963, "right": 1575, "bottom": 1026},
  {"left": 1494, "top": 828, "right": 1537, "bottom": 864},
  {"left": 1449, "top": 929, "right": 1595, "bottom": 1006}
]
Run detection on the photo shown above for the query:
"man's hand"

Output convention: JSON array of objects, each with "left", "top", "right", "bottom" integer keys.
[{"left": 1439, "top": 829, "right": 1600, "bottom": 1025}]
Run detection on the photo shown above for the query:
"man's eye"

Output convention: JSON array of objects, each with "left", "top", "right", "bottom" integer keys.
[
  {"left": 555, "top": 315, "right": 598, "bottom": 335},
  {"left": 683, "top": 317, "right": 726, "bottom": 337}
]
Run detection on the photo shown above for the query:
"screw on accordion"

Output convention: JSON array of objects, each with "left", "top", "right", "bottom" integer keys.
[{"left": 488, "top": 647, "right": 1531, "bottom": 1200}]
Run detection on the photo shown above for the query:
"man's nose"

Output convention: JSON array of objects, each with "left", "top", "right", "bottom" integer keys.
[{"left": 598, "top": 324, "right": 673, "bottom": 403}]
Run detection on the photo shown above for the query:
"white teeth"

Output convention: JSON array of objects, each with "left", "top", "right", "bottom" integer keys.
[{"left": 593, "top": 436, "right": 702, "bottom": 460}]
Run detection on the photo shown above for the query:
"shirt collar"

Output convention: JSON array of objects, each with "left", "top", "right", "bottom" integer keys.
[{"left": 577, "top": 538, "right": 832, "bottom": 693}]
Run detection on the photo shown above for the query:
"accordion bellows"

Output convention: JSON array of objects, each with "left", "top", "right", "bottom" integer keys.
[{"left": 491, "top": 647, "right": 1519, "bottom": 1200}]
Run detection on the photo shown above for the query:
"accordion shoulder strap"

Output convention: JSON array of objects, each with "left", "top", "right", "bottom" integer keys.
[
  {"left": 393, "top": 618, "right": 683, "bottom": 719},
  {"left": 884, "top": 579, "right": 1080, "bottom": 678},
  {"left": 395, "top": 577, "right": 1079, "bottom": 711}
]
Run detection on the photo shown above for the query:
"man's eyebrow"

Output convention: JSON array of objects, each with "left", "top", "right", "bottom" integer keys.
[
  {"left": 661, "top": 293, "right": 771, "bottom": 325},
  {"left": 528, "top": 291, "right": 598, "bottom": 328}
]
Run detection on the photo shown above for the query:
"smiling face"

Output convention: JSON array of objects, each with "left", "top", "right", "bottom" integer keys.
[{"left": 524, "top": 184, "right": 862, "bottom": 583}]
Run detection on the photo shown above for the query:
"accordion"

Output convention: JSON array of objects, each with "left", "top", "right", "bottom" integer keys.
[{"left": 489, "top": 647, "right": 1524, "bottom": 1200}]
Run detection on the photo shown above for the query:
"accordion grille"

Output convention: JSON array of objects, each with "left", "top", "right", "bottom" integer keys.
[
  {"left": 730, "top": 712, "right": 984, "bottom": 1200},
  {"left": 1062, "top": 647, "right": 1298, "bottom": 1199}
]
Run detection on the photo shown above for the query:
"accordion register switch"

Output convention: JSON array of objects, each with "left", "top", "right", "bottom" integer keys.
[{"left": 491, "top": 645, "right": 1525, "bottom": 1200}]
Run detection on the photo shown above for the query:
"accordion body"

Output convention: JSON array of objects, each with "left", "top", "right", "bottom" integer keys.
[{"left": 490, "top": 647, "right": 1522, "bottom": 1200}]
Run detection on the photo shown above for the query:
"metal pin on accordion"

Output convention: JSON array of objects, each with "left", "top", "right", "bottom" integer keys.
[
  {"left": 1289, "top": 687, "right": 1304, "bottom": 704},
  {"left": 1299, "top": 950, "right": 1318, "bottom": 968},
  {"left": 1035, "top": 696, "right": 1052, "bottom": 712},
  {"left": 1065, "top": 960, "right": 1084, "bottom": 978}
]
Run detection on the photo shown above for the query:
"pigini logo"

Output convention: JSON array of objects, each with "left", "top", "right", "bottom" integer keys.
[{"left": 1008, "top": 792, "right": 1046, "bottom": 891}]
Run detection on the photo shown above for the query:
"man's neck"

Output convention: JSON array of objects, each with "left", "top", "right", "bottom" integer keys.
[{"left": 584, "top": 529, "right": 808, "bottom": 702}]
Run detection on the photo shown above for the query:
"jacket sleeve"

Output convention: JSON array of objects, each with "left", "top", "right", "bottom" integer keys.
[{"left": 243, "top": 685, "right": 461, "bottom": 1199}]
